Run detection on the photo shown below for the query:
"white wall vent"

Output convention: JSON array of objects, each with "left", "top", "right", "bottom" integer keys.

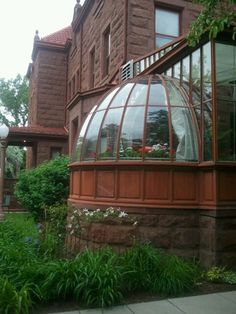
[{"left": 120, "top": 60, "right": 134, "bottom": 81}]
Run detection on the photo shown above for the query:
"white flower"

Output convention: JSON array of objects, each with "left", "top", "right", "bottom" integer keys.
[
  {"left": 70, "top": 230, "right": 74, "bottom": 235},
  {"left": 67, "top": 224, "right": 72, "bottom": 229},
  {"left": 96, "top": 208, "right": 101, "bottom": 212},
  {"left": 133, "top": 221, "right": 138, "bottom": 226},
  {"left": 118, "top": 211, "right": 128, "bottom": 218}
]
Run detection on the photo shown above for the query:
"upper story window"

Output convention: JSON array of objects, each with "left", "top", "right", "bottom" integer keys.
[
  {"left": 89, "top": 47, "right": 95, "bottom": 88},
  {"left": 155, "top": 7, "right": 180, "bottom": 48},
  {"left": 103, "top": 26, "right": 111, "bottom": 77}
]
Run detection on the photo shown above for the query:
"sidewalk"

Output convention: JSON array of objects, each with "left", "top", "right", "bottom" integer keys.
[{"left": 50, "top": 290, "right": 236, "bottom": 314}]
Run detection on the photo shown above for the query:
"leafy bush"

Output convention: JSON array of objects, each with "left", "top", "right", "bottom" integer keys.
[
  {"left": 40, "top": 259, "right": 81, "bottom": 301},
  {"left": 206, "top": 266, "right": 236, "bottom": 284},
  {"left": 74, "top": 248, "right": 123, "bottom": 307},
  {"left": 14, "top": 156, "right": 70, "bottom": 220},
  {"left": 39, "top": 204, "right": 68, "bottom": 258},
  {"left": 156, "top": 254, "right": 200, "bottom": 296},
  {"left": 0, "top": 214, "right": 202, "bottom": 311},
  {"left": 0, "top": 278, "right": 33, "bottom": 314},
  {"left": 120, "top": 244, "right": 163, "bottom": 292}
]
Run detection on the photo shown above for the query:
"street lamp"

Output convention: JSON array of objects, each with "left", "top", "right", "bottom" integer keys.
[{"left": 0, "top": 124, "right": 9, "bottom": 221}]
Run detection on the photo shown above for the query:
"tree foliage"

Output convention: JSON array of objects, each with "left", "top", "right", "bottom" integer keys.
[
  {"left": 14, "top": 156, "right": 70, "bottom": 220},
  {"left": 188, "top": 0, "right": 236, "bottom": 46},
  {"left": 0, "top": 74, "right": 28, "bottom": 127}
]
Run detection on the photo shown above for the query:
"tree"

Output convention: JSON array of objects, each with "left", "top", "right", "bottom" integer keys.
[
  {"left": 0, "top": 74, "right": 28, "bottom": 127},
  {"left": 188, "top": 0, "right": 236, "bottom": 46},
  {"left": 0, "top": 74, "right": 29, "bottom": 177}
]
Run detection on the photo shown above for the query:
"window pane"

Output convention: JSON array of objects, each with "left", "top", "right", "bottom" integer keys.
[
  {"left": 120, "top": 107, "right": 145, "bottom": 159},
  {"left": 98, "top": 108, "right": 123, "bottom": 159},
  {"left": 156, "top": 35, "right": 175, "bottom": 49},
  {"left": 127, "top": 80, "right": 149, "bottom": 106},
  {"left": 98, "top": 87, "right": 119, "bottom": 110},
  {"left": 75, "top": 105, "right": 97, "bottom": 161},
  {"left": 145, "top": 106, "right": 170, "bottom": 159},
  {"left": 82, "top": 111, "right": 104, "bottom": 160},
  {"left": 216, "top": 42, "right": 236, "bottom": 161},
  {"left": 155, "top": 8, "right": 179, "bottom": 37},
  {"left": 203, "top": 101, "right": 212, "bottom": 161},
  {"left": 203, "top": 42, "right": 212, "bottom": 100},
  {"left": 191, "top": 49, "right": 201, "bottom": 106},
  {"left": 166, "top": 80, "right": 188, "bottom": 107},
  {"left": 171, "top": 107, "right": 198, "bottom": 161},
  {"left": 110, "top": 83, "right": 134, "bottom": 108},
  {"left": 173, "top": 62, "right": 181, "bottom": 80},
  {"left": 149, "top": 79, "right": 167, "bottom": 106}
]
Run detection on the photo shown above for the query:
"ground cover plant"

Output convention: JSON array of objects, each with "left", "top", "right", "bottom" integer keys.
[{"left": 0, "top": 213, "right": 235, "bottom": 313}]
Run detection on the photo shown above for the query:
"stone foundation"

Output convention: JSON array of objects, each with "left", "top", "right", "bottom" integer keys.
[{"left": 66, "top": 206, "right": 236, "bottom": 268}]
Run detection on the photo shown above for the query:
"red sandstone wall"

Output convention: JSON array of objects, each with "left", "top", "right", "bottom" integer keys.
[
  {"left": 35, "top": 50, "right": 67, "bottom": 128},
  {"left": 68, "top": 0, "right": 126, "bottom": 95},
  {"left": 127, "top": 0, "right": 201, "bottom": 60}
]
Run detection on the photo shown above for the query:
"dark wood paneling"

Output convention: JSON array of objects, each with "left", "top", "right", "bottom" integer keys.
[
  {"left": 80, "top": 170, "right": 94, "bottom": 196},
  {"left": 96, "top": 171, "right": 115, "bottom": 198},
  {"left": 218, "top": 171, "right": 236, "bottom": 201},
  {"left": 72, "top": 171, "right": 80, "bottom": 196},
  {"left": 173, "top": 171, "right": 197, "bottom": 201},
  {"left": 119, "top": 170, "right": 141, "bottom": 199},
  {"left": 144, "top": 170, "right": 170, "bottom": 200},
  {"left": 202, "top": 171, "right": 214, "bottom": 202}
]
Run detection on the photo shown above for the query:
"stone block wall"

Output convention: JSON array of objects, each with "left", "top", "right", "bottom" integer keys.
[
  {"left": 36, "top": 50, "right": 67, "bottom": 128},
  {"left": 67, "top": 209, "right": 200, "bottom": 260}
]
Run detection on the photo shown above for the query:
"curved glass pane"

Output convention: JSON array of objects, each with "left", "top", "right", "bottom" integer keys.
[
  {"left": 171, "top": 107, "right": 198, "bottom": 161},
  {"left": 98, "top": 108, "right": 123, "bottom": 159},
  {"left": 166, "top": 80, "right": 187, "bottom": 107},
  {"left": 127, "top": 80, "right": 148, "bottom": 106},
  {"left": 110, "top": 83, "right": 134, "bottom": 108},
  {"left": 120, "top": 106, "right": 145, "bottom": 159},
  {"left": 82, "top": 111, "right": 104, "bottom": 160},
  {"left": 145, "top": 106, "right": 170, "bottom": 159},
  {"left": 149, "top": 80, "right": 167, "bottom": 106},
  {"left": 98, "top": 87, "right": 119, "bottom": 110},
  {"left": 74, "top": 105, "right": 97, "bottom": 161}
]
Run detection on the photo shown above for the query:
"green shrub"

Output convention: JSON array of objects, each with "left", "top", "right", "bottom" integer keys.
[
  {"left": 156, "top": 254, "right": 200, "bottom": 296},
  {"left": 14, "top": 156, "right": 70, "bottom": 220},
  {"left": 121, "top": 244, "right": 163, "bottom": 293},
  {"left": 40, "top": 259, "right": 81, "bottom": 301},
  {"left": 206, "top": 266, "right": 236, "bottom": 284},
  {"left": 74, "top": 248, "right": 123, "bottom": 307},
  {"left": 0, "top": 278, "right": 33, "bottom": 314}
]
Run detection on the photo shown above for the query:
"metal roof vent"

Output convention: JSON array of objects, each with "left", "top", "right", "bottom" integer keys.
[{"left": 120, "top": 60, "right": 134, "bottom": 81}]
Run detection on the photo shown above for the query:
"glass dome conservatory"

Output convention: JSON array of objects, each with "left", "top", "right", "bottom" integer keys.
[{"left": 74, "top": 74, "right": 199, "bottom": 162}]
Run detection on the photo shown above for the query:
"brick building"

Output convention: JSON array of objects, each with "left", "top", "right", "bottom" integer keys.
[{"left": 21, "top": 0, "right": 236, "bottom": 267}]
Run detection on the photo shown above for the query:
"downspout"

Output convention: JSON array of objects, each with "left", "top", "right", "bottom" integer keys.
[{"left": 123, "top": 0, "right": 128, "bottom": 64}]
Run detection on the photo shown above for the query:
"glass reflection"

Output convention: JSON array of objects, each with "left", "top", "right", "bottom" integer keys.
[
  {"left": 166, "top": 80, "right": 187, "bottom": 107},
  {"left": 149, "top": 79, "right": 167, "bottom": 106},
  {"left": 109, "top": 83, "right": 134, "bottom": 108},
  {"left": 120, "top": 107, "right": 145, "bottom": 159},
  {"left": 74, "top": 105, "right": 97, "bottom": 161},
  {"left": 171, "top": 107, "right": 198, "bottom": 161},
  {"left": 145, "top": 106, "right": 170, "bottom": 159},
  {"left": 191, "top": 49, "right": 201, "bottom": 106},
  {"left": 203, "top": 42, "right": 212, "bottom": 100},
  {"left": 82, "top": 111, "right": 104, "bottom": 160},
  {"left": 98, "top": 88, "right": 119, "bottom": 110},
  {"left": 98, "top": 108, "right": 123, "bottom": 159},
  {"left": 127, "top": 80, "right": 148, "bottom": 106},
  {"left": 216, "top": 42, "right": 236, "bottom": 161}
]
